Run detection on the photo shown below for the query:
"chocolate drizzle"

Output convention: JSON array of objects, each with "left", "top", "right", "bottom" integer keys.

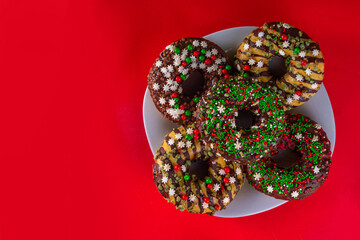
[
  {"left": 152, "top": 125, "right": 244, "bottom": 215},
  {"left": 235, "top": 21, "right": 325, "bottom": 110}
]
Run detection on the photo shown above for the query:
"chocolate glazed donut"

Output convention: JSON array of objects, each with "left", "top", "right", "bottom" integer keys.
[
  {"left": 235, "top": 22, "right": 325, "bottom": 110},
  {"left": 148, "top": 37, "right": 232, "bottom": 125},
  {"left": 196, "top": 76, "right": 286, "bottom": 164},
  {"left": 153, "top": 124, "right": 244, "bottom": 215},
  {"left": 246, "top": 113, "right": 332, "bottom": 200}
]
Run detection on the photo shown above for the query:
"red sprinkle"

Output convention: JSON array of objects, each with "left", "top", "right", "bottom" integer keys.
[
  {"left": 182, "top": 61, "right": 187, "bottom": 67},
  {"left": 175, "top": 76, "right": 181, "bottom": 82},
  {"left": 223, "top": 177, "right": 229, "bottom": 183},
  {"left": 224, "top": 167, "right": 230, "bottom": 173},
  {"left": 222, "top": 69, "right": 227, "bottom": 74},
  {"left": 244, "top": 65, "right": 250, "bottom": 71},
  {"left": 204, "top": 59, "right": 211, "bottom": 65},
  {"left": 182, "top": 195, "right": 188, "bottom": 200},
  {"left": 174, "top": 165, "right": 180, "bottom": 171},
  {"left": 211, "top": 55, "right": 216, "bottom": 60},
  {"left": 193, "top": 51, "right": 199, "bottom": 56},
  {"left": 214, "top": 205, "right": 220, "bottom": 210},
  {"left": 301, "top": 60, "right": 307, "bottom": 65},
  {"left": 193, "top": 129, "right": 200, "bottom": 135},
  {"left": 296, "top": 90, "right": 301, "bottom": 96},
  {"left": 194, "top": 134, "right": 199, "bottom": 140},
  {"left": 224, "top": 74, "right": 230, "bottom": 79},
  {"left": 207, "top": 184, "right": 213, "bottom": 189},
  {"left": 181, "top": 114, "right": 186, "bottom": 120},
  {"left": 172, "top": 93, "right": 177, "bottom": 98},
  {"left": 203, "top": 197, "right": 210, "bottom": 203},
  {"left": 180, "top": 104, "right": 185, "bottom": 110},
  {"left": 281, "top": 34, "right": 287, "bottom": 40}
]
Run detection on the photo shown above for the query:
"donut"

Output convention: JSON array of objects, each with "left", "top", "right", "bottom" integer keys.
[
  {"left": 234, "top": 22, "right": 324, "bottom": 110},
  {"left": 246, "top": 113, "right": 332, "bottom": 200},
  {"left": 152, "top": 124, "right": 244, "bottom": 215},
  {"left": 148, "top": 37, "right": 232, "bottom": 125},
  {"left": 196, "top": 76, "right": 286, "bottom": 163}
]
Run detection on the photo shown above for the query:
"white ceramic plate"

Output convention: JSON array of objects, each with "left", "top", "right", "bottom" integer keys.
[{"left": 143, "top": 27, "right": 336, "bottom": 218}]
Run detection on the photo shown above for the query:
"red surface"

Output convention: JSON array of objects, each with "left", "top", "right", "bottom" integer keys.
[{"left": 0, "top": 0, "right": 359, "bottom": 239}]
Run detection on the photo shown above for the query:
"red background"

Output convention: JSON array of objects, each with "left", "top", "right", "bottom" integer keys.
[{"left": 0, "top": 0, "right": 359, "bottom": 239}]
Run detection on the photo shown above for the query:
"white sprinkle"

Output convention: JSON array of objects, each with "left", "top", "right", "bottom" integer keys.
[
  {"left": 223, "top": 197, "right": 229, "bottom": 204},
  {"left": 254, "top": 173, "right": 261, "bottom": 181},
  {"left": 305, "top": 68, "right": 312, "bottom": 76},
  {"left": 152, "top": 83, "right": 160, "bottom": 90},
  {"left": 193, "top": 40, "right": 199, "bottom": 47},
  {"left": 291, "top": 191, "right": 299, "bottom": 198},
  {"left": 163, "top": 163, "right": 170, "bottom": 172},
  {"left": 243, "top": 43, "right": 249, "bottom": 50},
  {"left": 279, "top": 50, "right": 285, "bottom": 56},
  {"left": 313, "top": 49, "right": 319, "bottom": 56},
  {"left": 257, "top": 61, "right": 264, "bottom": 68},
  {"left": 299, "top": 51, "right": 306, "bottom": 58},
  {"left": 255, "top": 40, "right": 262, "bottom": 47},
  {"left": 248, "top": 59, "right": 256, "bottom": 65},
  {"left": 160, "top": 67, "right": 167, "bottom": 74},
  {"left": 200, "top": 41, "right": 208, "bottom": 48},
  {"left": 286, "top": 97, "right": 293, "bottom": 104},
  {"left": 168, "top": 138, "right": 175, "bottom": 146},
  {"left": 177, "top": 141, "right": 185, "bottom": 148},
  {"left": 169, "top": 99, "right": 175, "bottom": 106},
  {"left": 267, "top": 186, "right": 274, "bottom": 193},
  {"left": 159, "top": 97, "right": 166, "bottom": 105},
  {"left": 169, "top": 188, "right": 175, "bottom": 196},
  {"left": 258, "top": 32, "right": 264, "bottom": 38},
  {"left": 162, "top": 176, "right": 168, "bottom": 183},
  {"left": 166, "top": 44, "right": 175, "bottom": 52},
  {"left": 282, "top": 41, "right": 290, "bottom": 48},
  {"left": 155, "top": 60, "right": 162, "bottom": 67},
  {"left": 295, "top": 133, "right": 302, "bottom": 139}
]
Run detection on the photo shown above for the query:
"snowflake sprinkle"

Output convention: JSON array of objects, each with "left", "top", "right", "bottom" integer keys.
[
  {"left": 163, "top": 163, "right": 170, "bottom": 172},
  {"left": 255, "top": 40, "right": 262, "bottom": 47},
  {"left": 254, "top": 173, "right": 261, "bottom": 181},
  {"left": 248, "top": 59, "right": 256, "bottom": 65},
  {"left": 291, "top": 191, "right": 299, "bottom": 198}
]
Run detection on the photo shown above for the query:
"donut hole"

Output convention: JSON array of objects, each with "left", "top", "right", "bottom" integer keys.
[
  {"left": 271, "top": 148, "right": 302, "bottom": 169},
  {"left": 235, "top": 110, "right": 255, "bottom": 130},
  {"left": 268, "top": 56, "right": 287, "bottom": 79},
  {"left": 189, "top": 158, "right": 209, "bottom": 180},
  {"left": 182, "top": 70, "right": 205, "bottom": 99}
]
